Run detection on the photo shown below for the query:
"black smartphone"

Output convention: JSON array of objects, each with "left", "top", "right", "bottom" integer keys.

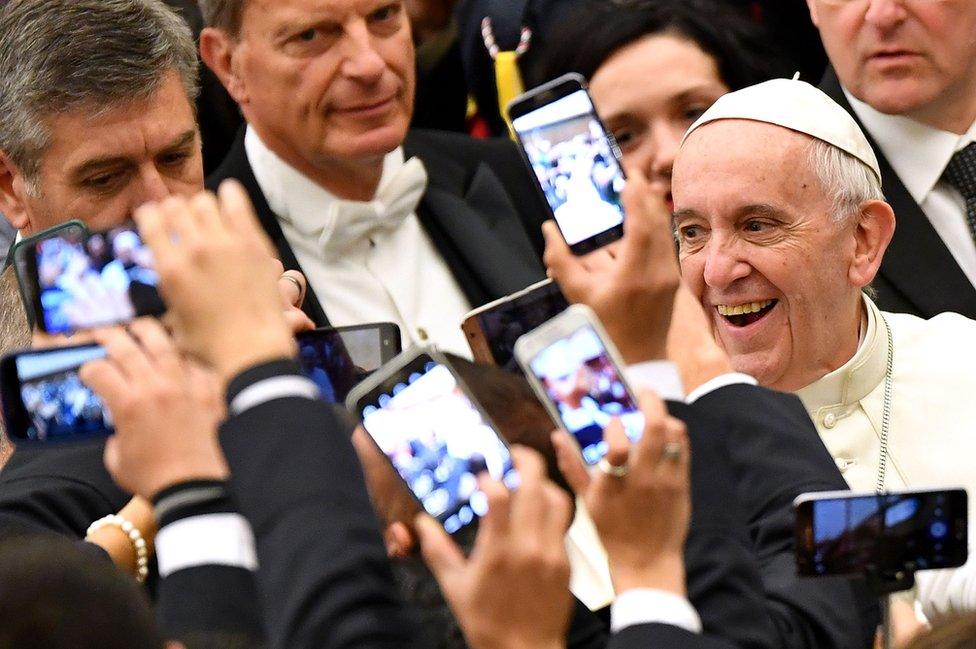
[
  {"left": 11, "top": 221, "right": 87, "bottom": 328},
  {"left": 0, "top": 344, "right": 112, "bottom": 444},
  {"left": 508, "top": 73, "right": 627, "bottom": 255},
  {"left": 26, "top": 222, "right": 164, "bottom": 334},
  {"left": 794, "top": 488, "right": 968, "bottom": 577},
  {"left": 461, "top": 279, "right": 569, "bottom": 370},
  {"left": 345, "top": 347, "right": 519, "bottom": 535},
  {"left": 295, "top": 323, "right": 401, "bottom": 404}
]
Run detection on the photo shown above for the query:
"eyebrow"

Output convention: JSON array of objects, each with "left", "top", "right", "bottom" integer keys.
[
  {"left": 71, "top": 129, "right": 197, "bottom": 180},
  {"left": 672, "top": 203, "right": 790, "bottom": 223}
]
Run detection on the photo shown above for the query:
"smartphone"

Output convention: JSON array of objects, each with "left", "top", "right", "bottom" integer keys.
[
  {"left": 461, "top": 279, "right": 570, "bottom": 370},
  {"left": 514, "top": 304, "right": 643, "bottom": 465},
  {"left": 794, "top": 488, "right": 968, "bottom": 577},
  {"left": 508, "top": 73, "right": 627, "bottom": 255},
  {"left": 11, "top": 221, "right": 87, "bottom": 328},
  {"left": 26, "top": 222, "right": 164, "bottom": 334},
  {"left": 295, "top": 323, "right": 401, "bottom": 404},
  {"left": 346, "top": 347, "right": 519, "bottom": 535},
  {"left": 0, "top": 344, "right": 112, "bottom": 444}
]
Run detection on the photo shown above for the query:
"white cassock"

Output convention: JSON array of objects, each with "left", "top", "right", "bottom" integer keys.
[{"left": 796, "top": 294, "right": 976, "bottom": 621}]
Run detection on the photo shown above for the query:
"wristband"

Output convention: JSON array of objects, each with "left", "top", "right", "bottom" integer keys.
[{"left": 87, "top": 514, "right": 149, "bottom": 584}]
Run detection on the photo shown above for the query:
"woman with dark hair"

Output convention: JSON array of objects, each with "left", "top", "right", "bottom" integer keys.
[{"left": 537, "top": 0, "right": 794, "bottom": 206}]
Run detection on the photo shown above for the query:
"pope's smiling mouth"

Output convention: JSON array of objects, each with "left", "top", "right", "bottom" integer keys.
[{"left": 716, "top": 299, "right": 778, "bottom": 327}]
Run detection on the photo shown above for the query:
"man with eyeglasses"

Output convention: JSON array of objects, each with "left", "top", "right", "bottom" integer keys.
[{"left": 809, "top": 0, "right": 976, "bottom": 320}]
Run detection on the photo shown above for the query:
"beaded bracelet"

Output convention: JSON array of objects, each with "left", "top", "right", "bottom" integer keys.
[{"left": 87, "top": 514, "right": 149, "bottom": 584}]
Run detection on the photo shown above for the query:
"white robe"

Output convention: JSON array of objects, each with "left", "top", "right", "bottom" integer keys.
[{"left": 796, "top": 295, "right": 976, "bottom": 620}]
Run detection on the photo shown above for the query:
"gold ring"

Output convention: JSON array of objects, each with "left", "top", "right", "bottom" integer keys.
[
  {"left": 662, "top": 442, "right": 683, "bottom": 462},
  {"left": 597, "top": 458, "right": 629, "bottom": 478}
]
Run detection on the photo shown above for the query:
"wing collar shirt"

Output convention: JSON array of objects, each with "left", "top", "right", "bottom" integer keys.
[
  {"left": 244, "top": 126, "right": 473, "bottom": 357},
  {"left": 796, "top": 293, "right": 976, "bottom": 620},
  {"left": 845, "top": 91, "right": 976, "bottom": 286}
]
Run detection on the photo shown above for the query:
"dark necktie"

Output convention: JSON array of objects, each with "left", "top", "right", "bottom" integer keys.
[{"left": 942, "top": 142, "right": 976, "bottom": 243}]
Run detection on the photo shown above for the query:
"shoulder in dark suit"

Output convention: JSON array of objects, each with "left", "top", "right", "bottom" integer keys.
[
  {"left": 206, "top": 128, "right": 549, "bottom": 326},
  {"left": 820, "top": 68, "right": 976, "bottom": 319}
]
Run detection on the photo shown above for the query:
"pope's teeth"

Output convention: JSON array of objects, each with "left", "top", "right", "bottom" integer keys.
[{"left": 717, "top": 300, "right": 773, "bottom": 317}]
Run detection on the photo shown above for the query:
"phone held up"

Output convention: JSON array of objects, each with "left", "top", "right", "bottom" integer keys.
[
  {"left": 514, "top": 304, "right": 643, "bottom": 466},
  {"left": 295, "top": 323, "right": 401, "bottom": 404},
  {"left": 461, "top": 278, "right": 569, "bottom": 370},
  {"left": 794, "top": 488, "right": 968, "bottom": 578},
  {"left": 11, "top": 220, "right": 87, "bottom": 329},
  {"left": 25, "top": 222, "right": 164, "bottom": 334},
  {"left": 346, "top": 347, "right": 519, "bottom": 535},
  {"left": 0, "top": 344, "right": 112, "bottom": 444},
  {"left": 508, "top": 73, "right": 627, "bottom": 255}
]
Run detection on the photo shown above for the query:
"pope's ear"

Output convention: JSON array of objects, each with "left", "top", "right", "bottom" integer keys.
[{"left": 849, "top": 200, "right": 895, "bottom": 289}]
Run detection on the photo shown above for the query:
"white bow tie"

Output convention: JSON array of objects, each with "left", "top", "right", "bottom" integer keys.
[{"left": 302, "top": 157, "right": 428, "bottom": 257}]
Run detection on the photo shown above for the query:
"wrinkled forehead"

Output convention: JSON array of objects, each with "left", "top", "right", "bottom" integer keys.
[{"left": 672, "top": 119, "right": 826, "bottom": 208}]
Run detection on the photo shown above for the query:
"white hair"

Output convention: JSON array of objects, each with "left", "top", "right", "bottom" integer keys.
[{"left": 807, "top": 139, "right": 885, "bottom": 222}]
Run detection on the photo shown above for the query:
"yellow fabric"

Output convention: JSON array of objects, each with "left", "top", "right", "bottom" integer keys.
[{"left": 494, "top": 51, "right": 525, "bottom": 138}]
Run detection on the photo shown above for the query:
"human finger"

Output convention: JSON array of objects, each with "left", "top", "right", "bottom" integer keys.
[
  {"left": 217, "top": 180, "right": 277, "bottom": 258},
  {"left": 126, "top": 318, "right": 181, "bottom": 378},
  {"left": 161, "top": 195, "right": 203, "bottom": 254},
  {"left": 632, "top": 388, "right": 669, "bottom": 465},
  {"left": 602, "top": 418, "right": 630, "bottom": 469},
  {"left": 92, "top": 327, "right": 153, "bottom": 383},
  {"left": 551, "top": 430, "right": 591, "bottom": 495},
  {"left": 78, "top": 358, "right": 130, "bottom": 413},
  {"left": 508, "top": 446, "right": 549, "bottom": 533},
  {"left": 415, "top": 514, "right": 467, "bottom": 584},
  {"left": 134, "top": 201, "right": 178, "bottom": 266},
  {"left": 278, "top": 270, "right": 307, "bottom": 309},
  {"left": 542, "top": 221, "right": 589, "bottom": 302},
  {"left": 284, "top": 309, "right": 316, "bottom": 334}
]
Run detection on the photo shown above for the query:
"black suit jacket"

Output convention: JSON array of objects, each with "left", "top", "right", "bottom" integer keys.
[
  {"left": 206, "top": 128, "right": 549, "bottom": 326},
  {"left": 820, "top": 68, "right": 976, "bottom": 319}
]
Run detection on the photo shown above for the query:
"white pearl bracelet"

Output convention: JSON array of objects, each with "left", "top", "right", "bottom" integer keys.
[{"left": 86, "top": 514, "right": 149, "bottom": 583}]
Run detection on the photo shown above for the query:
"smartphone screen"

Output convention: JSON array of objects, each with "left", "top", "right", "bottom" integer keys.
[
  {"left": 0, "top": 345, "right": 112, "bottom": 443},
  {"left": 474, "top": 282, "right": 569, "bottom": 370},
  {"left": 296, "top": 324, "right": 401, "bottom": 404},
  {"left": 356, "top": 354, "right": 518, "bottom": 534},
  {"left": 12, "top": 221, "right": 87, "bottom": 329},
  {"left": 795, "top": 489, "right": 968, "bottom": 576},
  {"left": 525, "top": 324, "right": 643, "bottom": 465},
  {"left": 31, "top": 223, "right": 164, "bottom": 334},
  {"left": 511, "top": 80, "right": 626, "bottom": 254}
]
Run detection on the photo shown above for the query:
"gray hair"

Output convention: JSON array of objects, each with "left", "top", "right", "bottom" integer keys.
[
  {"left": 808, "top": 138, "right": 885, "bottom": 223},
  {"left": 0, "top": 0, "right": 200, "bottom": 190},
  {"left": 197, "top": 0, "right": 247, "bottom": 35}
]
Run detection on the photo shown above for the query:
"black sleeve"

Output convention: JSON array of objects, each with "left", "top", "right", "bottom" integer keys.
[
  {"left": 690, "top": 384, "right": 880, "bottom": 649},
  {"left": 152, "top": 480, "right": 264, "bottom": 648},
  {"left": 219, "top": 360, "right": 418, "bottom": 649}
]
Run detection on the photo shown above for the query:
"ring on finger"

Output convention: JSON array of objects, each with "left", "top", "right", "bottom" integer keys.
[
  {"left": 662, "top": 442, "right": 683, "bottom": 463},
  {"left": 281, "top": 274, "right": 306, "bottom": 304},
  {"left": 597, "top": 458, "right": 630, "bottom": 478}
]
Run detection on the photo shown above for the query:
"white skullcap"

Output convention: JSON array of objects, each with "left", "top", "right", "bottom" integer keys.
[{"left": 681, "top": 76, "right": 882, "bottom": 184}]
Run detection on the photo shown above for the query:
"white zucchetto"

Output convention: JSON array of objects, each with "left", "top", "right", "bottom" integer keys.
[{"left": 682, "top": 77, "right": 883, "bottom": 184}]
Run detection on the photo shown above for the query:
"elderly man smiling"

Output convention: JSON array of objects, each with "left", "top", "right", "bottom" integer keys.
[{"left": 672, "top": 78, "right": 976, "bottom": 621}]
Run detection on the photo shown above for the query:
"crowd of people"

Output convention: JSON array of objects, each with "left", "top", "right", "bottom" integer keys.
[{"left": 0, "top": 0, "right": 975, "bottom": 648}]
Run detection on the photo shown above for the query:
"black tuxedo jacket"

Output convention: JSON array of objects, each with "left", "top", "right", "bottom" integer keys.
[
  {"left": 206, "top": 128, "right": 549, "bottom": 326},
  {"left": 820, "top": 69, "right": 976, "bottom": 319}
]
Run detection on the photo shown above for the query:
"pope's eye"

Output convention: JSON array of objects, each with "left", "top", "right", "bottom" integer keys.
[{"left": 298, "top": 29, "right": 317, "bottom": 41}]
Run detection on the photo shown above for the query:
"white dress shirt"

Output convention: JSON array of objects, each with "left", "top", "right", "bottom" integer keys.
[
  {"left": 845, "top": 91, "right": 976, "bottom": 287},
  {"left": 244, "top": 126, "right": 473, "bottom": 357}
]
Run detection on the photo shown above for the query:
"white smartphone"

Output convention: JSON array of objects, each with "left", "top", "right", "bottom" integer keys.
[{"left": 514, "top": 304, "right": 643, "bottom": 465}]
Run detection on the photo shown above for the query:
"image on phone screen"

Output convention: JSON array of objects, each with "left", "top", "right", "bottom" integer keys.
[
  {"left": 296, "top": 325, "right": 400, "bottom": 404},
  {"left": 803, "top": 490, "right": 968, "bottom": 576},
  {"left": 475, "top": 283, "right": 569, "bottom": 370},
  {"left": 359, "top": 358, "right": 518, "bottom": 534},
  {"left": 34, "top": 224, "right": 163, "bottom": 334},
  {"left": 511, "top": 89, "right": 625, "bottom": 247},
  {"left": 527, "top": 325, "right": 643, "bottom": 465},
  {"left": 5, "top": 346, "right": 112, "bottom": 443}
]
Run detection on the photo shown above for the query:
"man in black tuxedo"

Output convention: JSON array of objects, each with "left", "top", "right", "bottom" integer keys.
[
  {"left": 808, "top": 0, "right": 976, "bottom": 318},
  {"left": 197, "top": 0, "right": 548, "bottom": 356}
]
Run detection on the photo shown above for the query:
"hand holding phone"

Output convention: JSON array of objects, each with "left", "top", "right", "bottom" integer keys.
[
  {"left": 515, "top": 305, "right": 644, "bottom": 466},
  {"left": 509, "top": 73, "right": 626, "bottom": 255},
  {"left": 346, "top": 348, "right": 519, "bottom": 535}
]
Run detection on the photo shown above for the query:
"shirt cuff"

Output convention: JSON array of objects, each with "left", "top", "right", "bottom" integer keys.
[
  {"left": 155, "top": 513, "right": 258, "bottom": 578},
  {"left": 611, "top": 588, "right": 703, "bottom": 634},
  {"left": 686, "top": 373, "right": 757, "bottom": 404},
  {"left": 625, "top": 361, "right": 685, "bottom": 402}
]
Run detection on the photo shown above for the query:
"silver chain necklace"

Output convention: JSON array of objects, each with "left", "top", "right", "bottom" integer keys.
[{"left": 875, "top": 314, "right": 894, "bottom": 494}]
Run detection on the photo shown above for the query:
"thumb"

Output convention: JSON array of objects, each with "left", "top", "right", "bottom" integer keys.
[{"left": 415, "top": 513, "right": 466, "bottom": 583}]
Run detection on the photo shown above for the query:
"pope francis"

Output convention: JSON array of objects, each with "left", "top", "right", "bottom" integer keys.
[{"left": 672, "top": 78, "right": 976, "bottom": 622}]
